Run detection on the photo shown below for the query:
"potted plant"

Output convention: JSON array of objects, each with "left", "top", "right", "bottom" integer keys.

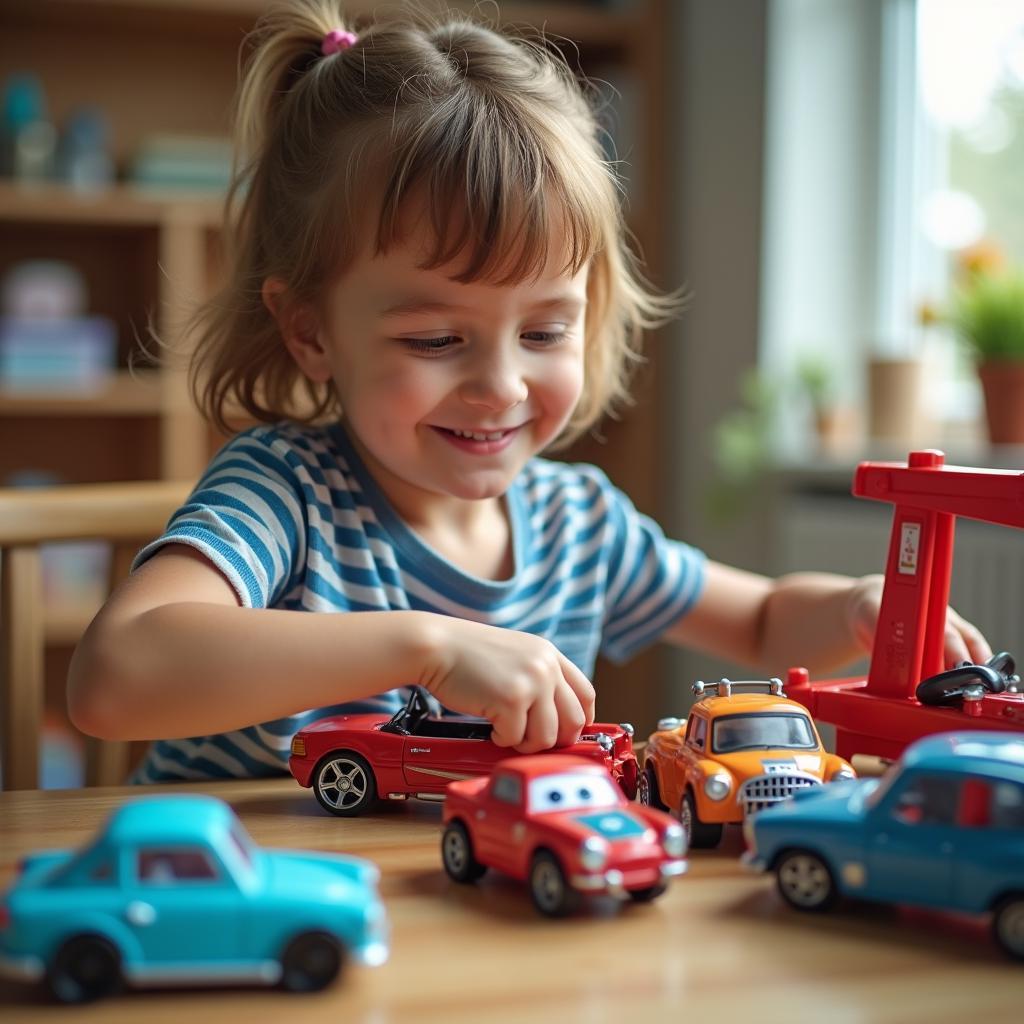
[{"left": 947, "top": 243, "right": 1024, "bottom": 444}]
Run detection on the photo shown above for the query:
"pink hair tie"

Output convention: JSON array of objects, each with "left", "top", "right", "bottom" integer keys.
[{"left": 322, "top": 29, "right": 357, "bottom": 56}]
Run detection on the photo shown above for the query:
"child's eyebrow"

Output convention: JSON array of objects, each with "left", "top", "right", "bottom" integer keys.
[{"left": 379, "top": 295, "right": 586, "bottom": 317}]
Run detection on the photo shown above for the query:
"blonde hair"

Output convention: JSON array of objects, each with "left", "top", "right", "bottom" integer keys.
[{"left": 191, "top": 0, "right": 680, "bottom": 446}]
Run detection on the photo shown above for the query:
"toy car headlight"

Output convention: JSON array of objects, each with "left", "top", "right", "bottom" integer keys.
[
  {"left": 704, "top": 773, "right": 732, "bottom": 801},
  {"left": 595, "top": 733, "right": 613, "bottom": 753},
  {"left": 662, "top": 823, "right": 686, "bottom": 858},
  {"left": 290, "top": 736, "right": 306, "bottom": 757},
  {"left": 832, "top": 766, "right": 856, "bottom": 782},
  {"left": 580, "top": 836, "right": 609, "bottom": 870}
]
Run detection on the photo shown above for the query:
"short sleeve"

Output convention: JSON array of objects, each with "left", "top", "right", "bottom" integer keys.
[
  {"left": 131, "top": 429, "right": 307, "bottom": 608},
  {"left": 595, "top": 469, "right": 706, "bottom": 664}
]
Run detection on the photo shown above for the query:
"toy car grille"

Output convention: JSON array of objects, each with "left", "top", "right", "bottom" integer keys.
[{"left": 739, "top": 773, "right": 821, "bottom": 814}]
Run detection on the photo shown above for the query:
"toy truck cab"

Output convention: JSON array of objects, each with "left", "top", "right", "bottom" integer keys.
[{"left": 640, "top": 678, "right": 855, "bottom": 847}]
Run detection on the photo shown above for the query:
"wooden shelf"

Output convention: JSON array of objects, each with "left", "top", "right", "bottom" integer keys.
[
  {"left": 45, "top": 601, "right": 100, "bottom": 647},
  {"left": 0, "top": 371, "right": 163, "bottom": 416},
  {"left": 0, "top": 182, "right": 223, "bottom": 230},
  {"left": 3, "top": 0, "right": 641, "bottom": 52}
]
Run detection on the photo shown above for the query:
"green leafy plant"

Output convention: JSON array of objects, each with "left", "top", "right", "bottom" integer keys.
[{"left": 949, "top": 266, "right": 1024, "bottom": 363}]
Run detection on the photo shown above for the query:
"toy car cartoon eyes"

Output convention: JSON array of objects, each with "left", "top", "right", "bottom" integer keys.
[
  {"left": 441, "top": 754, "right": 687, "bottom": 918},
  {"left": 289, "top": 687, "right": 639, "bottom": 817},
  {"left": 641, "top": 678, "right": 855, "bottom": 849},
  {"left": 743, "top": 731, "right": 1024, "bottom": 961},
  {"left": 0, "top": 795, "right": 388, "bottom": 1003}
]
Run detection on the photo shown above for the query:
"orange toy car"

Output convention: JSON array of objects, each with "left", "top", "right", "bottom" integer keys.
[{"left": 640, "top": 679, "right": 856, "bottom": 848}]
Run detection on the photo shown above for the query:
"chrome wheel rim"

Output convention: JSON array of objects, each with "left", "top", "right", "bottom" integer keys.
[
  {"left": 679, "top": 797, "right": 694, "bottom": 844},
  {"left": 317, "top": 757, "right": 368, "bottom": 811},
  {"left": 532, "top": 860, "right": 565, "bottom": 914},
  {"left": 998, "top": 901, "right": 1024, "bottom": 954},
  {"left": 779, "top": 854, "right": 831, "bottom": 907},
  {"left": 443, "top": 829, "right": 468, "bottom": 874},
  {"left": 638, "top": 770, "right": 651, "bottom": 805}
]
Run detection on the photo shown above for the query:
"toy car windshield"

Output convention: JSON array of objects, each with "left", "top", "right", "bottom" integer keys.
[
  {"left": 380, "top": 687, "right": 494, "bottom": 740},
  {"left": 527, "top": 772, "right": 622, "bottom": 814},
  {"left": 711, "top": 713, "right": 818, "bottom": 754}
]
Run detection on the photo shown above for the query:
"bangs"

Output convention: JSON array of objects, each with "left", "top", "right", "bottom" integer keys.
[{"left": 355, "top": 95, "right": 616, "bottom": 285}]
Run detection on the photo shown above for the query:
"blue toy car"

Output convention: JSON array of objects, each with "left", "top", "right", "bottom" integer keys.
[
  {"left": 0, "top": 795, "right": 388, "bottom": 1002},
  {"left": 743, "top": 731, "right": 1024, "bottom": 960}
]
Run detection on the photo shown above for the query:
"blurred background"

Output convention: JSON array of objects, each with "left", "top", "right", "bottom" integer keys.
[{"left": 1, "top": 0, "right": 1023, "bottom": 785}]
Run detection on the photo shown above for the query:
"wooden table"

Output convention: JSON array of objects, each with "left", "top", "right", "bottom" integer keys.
[{"left": 2, "top": 779, "right": 1023, "bottom": 1022}]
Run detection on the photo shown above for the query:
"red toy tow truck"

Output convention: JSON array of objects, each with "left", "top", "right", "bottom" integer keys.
[{"left": 785, "top": 449, "right": 1024, "bottom": 762}]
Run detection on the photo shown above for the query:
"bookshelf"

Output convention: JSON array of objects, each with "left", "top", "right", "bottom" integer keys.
[{"left": 0, "top": 0, "right": 672, "bottom": 743}]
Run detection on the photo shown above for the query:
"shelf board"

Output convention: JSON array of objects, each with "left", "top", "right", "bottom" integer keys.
[
  {"left": 0, "top": 181, "right": 224, "bottom": 229},
  {"left": 0, "top": 370, "right": 164, "bottom": 416},
  {"left": 45, "top": 601, "right": 100, "bottom": 647},
  {"left": 5, "top": 0, "right": 641, "bottom": 51}
]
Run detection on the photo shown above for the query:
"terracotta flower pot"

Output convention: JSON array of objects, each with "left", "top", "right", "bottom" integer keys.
[{"left": 977, "top": 360, "right": 1024, "bottom": 445}]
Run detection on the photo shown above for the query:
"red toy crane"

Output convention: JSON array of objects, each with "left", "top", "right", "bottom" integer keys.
[{"left": 785, "top": 449, "right": 1024, "bottom": 761}]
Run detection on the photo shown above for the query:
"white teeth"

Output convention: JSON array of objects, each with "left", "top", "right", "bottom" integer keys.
[{"left": 452, "top": 428, "right": 506, "bottom": 441}]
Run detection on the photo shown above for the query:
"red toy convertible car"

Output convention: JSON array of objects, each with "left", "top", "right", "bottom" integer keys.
[
  {"left": 289, "top": 688, "right": 639, "bottom": 817},
  {"left": 442, "top": 754, "right": 687, "bottom": 916}
]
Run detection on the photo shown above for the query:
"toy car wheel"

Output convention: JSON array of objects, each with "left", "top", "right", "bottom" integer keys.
[
  {"left": 775, "top": 850, "right": 838, "bottom": 912},
  {"left": 993, "top": 896, "right": 1024, "bottom": 960},
  {"left": 442, "top": 820, "right": 487, "bottom": 883},
  {"left": 529, "top": 850, "right": 579, "bottom": 918},
  {"left": 638, "top": 764, "right": 668, "bottom": 811},
  {"left": 46, "top": 934, "right": 122, "bottom": 1004},
  {"left": 280, "top": 930, "right": 344, "bottom": 992},
  {"left": 313, "top": 751, "right": 377, "bottom": 817},
  {"left": 680, "top": 791, "right": 723, "bottom": 849},
  {"left": 628, "top": 883, "right": 668, "bottom": 903}
]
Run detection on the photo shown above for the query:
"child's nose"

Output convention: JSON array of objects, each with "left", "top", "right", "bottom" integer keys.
[{"left": 458, "top": 355, "right": 529, "bottom": 411}]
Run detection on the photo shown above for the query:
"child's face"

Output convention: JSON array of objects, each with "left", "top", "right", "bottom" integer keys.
[{"left": 310, "top": 222, "right": 588, "bottom": 510}]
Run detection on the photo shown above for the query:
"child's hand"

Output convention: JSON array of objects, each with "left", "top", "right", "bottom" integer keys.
[
  {"left": 417, "top": 615, "right": 596, "bottom": 754},
  {"left": 846, "top": 573, "right": 993, "bottom": 669}
]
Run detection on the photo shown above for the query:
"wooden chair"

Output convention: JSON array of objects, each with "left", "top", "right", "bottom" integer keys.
[{"left": 0, "top": 480, "right": 190, "bottom": 790}]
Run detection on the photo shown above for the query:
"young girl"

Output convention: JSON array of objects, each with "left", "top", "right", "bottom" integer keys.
[{"left": 68, "top": 0, "right": 989, "bottom": 783}]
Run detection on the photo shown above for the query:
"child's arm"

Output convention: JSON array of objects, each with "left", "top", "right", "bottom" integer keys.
[
  {"left": 68, "top": 545, "right": 594, "bottom": 754},
  {"left": 666, "top": 560, "right": 992, "bottom": 674}
]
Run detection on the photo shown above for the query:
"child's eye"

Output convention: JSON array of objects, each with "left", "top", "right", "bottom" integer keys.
[
  {"left": 521, "top": 331, "right": 564, "bottom": 346},
  {"left": 402, "top": 336, "right": 460, "bottom": 354}
]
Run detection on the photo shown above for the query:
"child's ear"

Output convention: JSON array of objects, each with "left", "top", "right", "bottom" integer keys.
[{"left": 262, "top": 277, "right": 333, "bottom": 383}]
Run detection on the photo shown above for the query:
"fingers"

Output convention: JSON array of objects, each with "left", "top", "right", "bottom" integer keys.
[
  {"left": 559, "top": 655, "right": 596, "bottom": 726},
  {"left": 552, "top": 678, "right": 587, "bottom": 748},
  {"left": 515, "top": 691, "right": 560, "bottom": 754},
  {"left": 944, "top": 609, "right": 993, "bottom": 669},
  {"left": 489, "top": 698, "right": 528, "bottom": 749}
]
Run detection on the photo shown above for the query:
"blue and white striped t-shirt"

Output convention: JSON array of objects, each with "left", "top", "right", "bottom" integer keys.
[{"left": 129, "top": 421, "right": 705, "bottom": 783}]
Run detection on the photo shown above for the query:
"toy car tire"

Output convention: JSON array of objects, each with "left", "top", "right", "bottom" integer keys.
[
  {"left": 279, "top": 930, "right": 344, "bottom": 992},
  {"left": 774, "top": 850, "right": 838, "bottom": 912},
  {"left": 46, "top": 933, "right": 123, "bottom": 1004},
  {"left": 628, "top": 883, "right": 668, "bottom": 903},
  {"left": 680, "top": 791, "right": 723, "bottom": 849},
  {"left": 529, "top": 850, "right": 579, "bottom": 918},
  {"left": 441, "top": 820, "right": 487, "bottom": 883},
  {"left": 992, "top": 895, "right": 1024, "bottom": 961},
  {"left": 638, "top": 764, "right": 668, "bottom": 812},
  {"left": 312, "top": 750, "right": 378, "bottom": 817}
]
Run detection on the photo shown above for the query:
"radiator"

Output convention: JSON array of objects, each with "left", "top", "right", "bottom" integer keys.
[{"left": 776, "top": 493, "right": 1024, "bottom": 655}]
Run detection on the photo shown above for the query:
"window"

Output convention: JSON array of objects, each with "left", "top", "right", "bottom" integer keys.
[
  {"left": 491, "top": 773, "right": 522, "bottom": 806},
  {"left": 907, "top": 0, "right": 1024, "bottom": 422},
  {"left": 138, "top": 848, "right": 220, "bottom": 882},
  {"left": 686, "top": 715, "right": 708, "bottom": 750},
  {"left": 890, "top": 773, "right": 960, "bottom": 825}
]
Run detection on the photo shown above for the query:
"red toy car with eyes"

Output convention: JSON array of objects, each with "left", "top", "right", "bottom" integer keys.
[
  {"left": 441, "top": 754, "right": 687, "bottom": 917},
  {"left": 289, "top": 688, "right": 639, "bottom": 817}
]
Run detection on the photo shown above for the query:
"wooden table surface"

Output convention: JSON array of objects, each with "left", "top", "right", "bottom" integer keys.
[{"left": 2, "top": 778, "right": 1023, "bottom": 1022}]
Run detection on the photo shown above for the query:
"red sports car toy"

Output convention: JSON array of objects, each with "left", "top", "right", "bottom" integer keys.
[
  {"left": 441, "top": 754, "right": 687, "bottom": 917},
  {"left": 289, "top": 688, "right": 639, "bottom": 817}
]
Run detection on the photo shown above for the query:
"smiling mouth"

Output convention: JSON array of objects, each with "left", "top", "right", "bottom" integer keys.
[{"left": 435, "top": 426, "right": 518, "bottom": 441}]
